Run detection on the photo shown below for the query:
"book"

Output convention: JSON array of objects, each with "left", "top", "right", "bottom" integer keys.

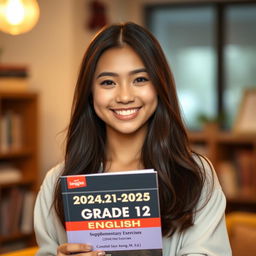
[
  {"left": 8, "top": 187, "right": 25, "bottom": 234},
  {"left": 218, "top": 149, "right": 256, "bottom": 200},
  {"left": 218, "top": 161, "right": 238, "bottom": 198},
  {"left": 0, "top": 113, "right": 9, "bottom": 152},
  {"left": 10, "top": 112, "right": 23, "bottom": 150},
  {"left": 20, "top": 191, "right": 36, "bottom": 234},
  {"left": 0, "top": 111, "right": 23, "bottom": 152},
  {"left": 235, "top": 149, "right": 255, "bottom": 197},
  {"left": 0, "top": 194, "right": 9, "bottom": 235},
  {"left": 61, "top": 170, "right": 163, "bottom": 256}
]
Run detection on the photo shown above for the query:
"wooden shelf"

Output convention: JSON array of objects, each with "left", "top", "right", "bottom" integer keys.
[
  {"left": 0, "top": 148, "right": 33, "bottom": 159},
  {"left": 188, "top": 127, "right": 256, "bottom": 212},
  {"left": 0, "top": 92, "right": 38, "bottom": 252}
]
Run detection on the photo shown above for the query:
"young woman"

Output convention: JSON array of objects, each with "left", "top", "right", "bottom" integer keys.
[{"left": 34, "top": 22, "right": 231, "bottom": 256}]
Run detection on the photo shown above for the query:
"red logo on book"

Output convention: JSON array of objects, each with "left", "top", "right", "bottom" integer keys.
[{"left": 67, "top": 176, "right": 87, "bottom": 189}]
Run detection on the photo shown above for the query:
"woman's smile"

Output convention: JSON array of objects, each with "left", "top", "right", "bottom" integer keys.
[{"left": 110, "top": 107, "right": 141, "bottom": 120}]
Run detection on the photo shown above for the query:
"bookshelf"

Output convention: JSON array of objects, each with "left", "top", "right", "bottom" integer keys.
[
  {"left": 188, "top": 124, "right": 256, "bottom": 213},
  {"left": 0, "top": 92, "right": 38, "bottom": 253}
]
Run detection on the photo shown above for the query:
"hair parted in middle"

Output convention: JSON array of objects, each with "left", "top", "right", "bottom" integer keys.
[{"left": 54, "top": 22, "right": 212, "bottom": 236}]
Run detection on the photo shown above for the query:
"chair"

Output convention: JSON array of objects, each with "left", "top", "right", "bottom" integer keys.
[
  {"left": 1, "top": 246, "right": 38, "bottom": 256},
  {"left": 226, "top": 211, "right": 256, "bottom": 256}
]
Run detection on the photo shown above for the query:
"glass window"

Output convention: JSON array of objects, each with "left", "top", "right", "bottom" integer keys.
[
  {"left": 224, "top": 5, "right": 256, "bottom": 128},
  {"left": 149, "top": 6, "right": 217, "bottom": 130}
]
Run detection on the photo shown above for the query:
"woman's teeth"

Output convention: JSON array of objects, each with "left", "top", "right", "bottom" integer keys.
[{"left": 114, "top": 108, "right": 139, "bottom": 116}]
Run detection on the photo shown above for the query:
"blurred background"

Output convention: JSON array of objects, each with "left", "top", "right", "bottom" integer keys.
[{"left": 0, "top": 0, "right": 256, "bottom": 255}]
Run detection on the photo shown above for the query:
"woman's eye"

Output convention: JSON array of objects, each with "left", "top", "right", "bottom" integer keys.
[
  {"left": 134, "top": 77, "right": 149, "bottom": 83},
  {"left": 100, "top": 80, "right": 115, "bottom": 86}
]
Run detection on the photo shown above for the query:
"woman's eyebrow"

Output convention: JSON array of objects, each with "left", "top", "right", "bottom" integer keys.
[
  {"left": 96, "top": 68, "right": 147, "bottom": 79},
  {"left": 129, "top": 68, "right": 147, "bottom": 75},
  {"left": 96, "top": 72, "right": 118, "bottom": 79}
]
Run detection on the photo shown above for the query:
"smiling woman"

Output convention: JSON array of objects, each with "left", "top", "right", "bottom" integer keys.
[
  {"left": 92, "top": 46, "right": 157, "bottom": 137},
  {"left": 34, "top": 22, "right": 231, "bottom": 256}
]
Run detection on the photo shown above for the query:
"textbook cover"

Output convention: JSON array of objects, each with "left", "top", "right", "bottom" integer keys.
[{"left": 60, "top": 170, "right": 163, "bottom": 256}]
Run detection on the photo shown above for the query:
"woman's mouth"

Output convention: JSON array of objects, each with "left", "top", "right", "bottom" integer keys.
[{"left": 111, "top": 107, "right": 141, "bottom": 120}]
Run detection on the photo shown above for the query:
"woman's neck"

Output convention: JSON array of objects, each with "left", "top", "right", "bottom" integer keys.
[{"left": 105, "top": 126, "right": 147, "bottom": 172}]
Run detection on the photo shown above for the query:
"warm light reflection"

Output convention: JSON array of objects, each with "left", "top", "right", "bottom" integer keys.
[{"left": 0, "top": 0, "right": 40, "bottom": 35}]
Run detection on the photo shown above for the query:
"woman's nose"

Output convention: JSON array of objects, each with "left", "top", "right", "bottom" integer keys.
[{"left": 115, "top": 84, "right": 135, "bottom": 104}]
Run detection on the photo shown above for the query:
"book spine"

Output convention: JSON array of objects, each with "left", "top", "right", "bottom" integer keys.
[
  {"left": 0, "top": 113, "right": 9, "bottom": 152},
  {"left": 218, "top": 161, "right": 238, "bottom": 198},
  {"left": 0, "top": 188, "right": 35, "bottom": 236},
  {"left": 11, "top": 112, "right": 23, "bottom": 150},
  {"left": 236, "top": 149, "right": 254, "bottom": 196},
  {"left": 0, "top": 111, "right": 23, "bottom": 152},
  {"left": 20, "top": 191, "right": 36, "bottom": 234}
]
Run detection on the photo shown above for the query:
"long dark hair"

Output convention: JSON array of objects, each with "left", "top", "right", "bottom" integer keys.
[{"left": 54, "top": 22, "right": 212, "bottom": 236}]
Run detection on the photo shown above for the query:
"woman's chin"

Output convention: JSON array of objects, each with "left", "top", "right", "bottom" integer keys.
[{"left": 107, "top": 124, "right": 147, "bottom": 136}]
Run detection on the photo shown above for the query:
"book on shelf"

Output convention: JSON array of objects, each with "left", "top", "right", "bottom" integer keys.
[
  {"left": 218, "top": 161, "right": 238, "bottom": 198},
  {"left": 8, "top": 188, "right": 25, "bottom": 234},
  {"left": 0, "top": 187, "right": 24, "bottom": 236},
  {"left": 235, "top": 149, "right": 256, "bottom": 197},
  {"left": 61, "top": 170, "right": 163, "bottom": 256},
  {"left": 218, "top": 149, "right": 256, "bottom": 199},
  {"left": 0, "top": 114, "right": 8, "bottom": 152},
  {"left": 0, "top": 111, "right": 23, "bottom": 152},
  {"left": 20, "top": 191, "right": 36, "bottom": 234},
  {"left": 0, "top": 193, "right": 9, "bottom": 236},
  {"left": 0, "top": 187, "right": 35, "bottom": 237}
]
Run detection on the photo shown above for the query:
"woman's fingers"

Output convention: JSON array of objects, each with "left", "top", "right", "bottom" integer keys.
[
  {"left": 57, "top": 243, "right": 91, "bottom": 254},
  {"left": 76, "top": 251, "right": 106, "bottom": 256},
  {"left": 57, "top": 243, "right": 105, "bottom": 256}
]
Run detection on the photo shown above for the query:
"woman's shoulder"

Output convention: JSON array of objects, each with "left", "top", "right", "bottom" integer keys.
[
  {"left": 41, "top": 162, "right": 65, "bottom": 189},
  {"left": 191, "top": 154, "right": 226, "bottom": 214},
  {"left": 193, "top": 153, "right": 222, "bottom": 191}
]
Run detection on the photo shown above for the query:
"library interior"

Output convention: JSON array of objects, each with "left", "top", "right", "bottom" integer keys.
[{"left": 0, "top": 0, "right": 256, "bottom": 255}]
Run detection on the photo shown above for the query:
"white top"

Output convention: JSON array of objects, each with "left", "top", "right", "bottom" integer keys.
[{"left": 34, "top": 159, "right": 232, "bottom": 256}]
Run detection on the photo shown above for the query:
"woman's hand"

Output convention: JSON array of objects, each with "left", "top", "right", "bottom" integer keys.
[{"left": 57, "top": 243, "right": 105, "bottom": 256}]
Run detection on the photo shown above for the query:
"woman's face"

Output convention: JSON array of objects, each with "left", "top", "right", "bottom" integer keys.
[{"left": 92, "top": 45, "right": 158, "bottom": 135}]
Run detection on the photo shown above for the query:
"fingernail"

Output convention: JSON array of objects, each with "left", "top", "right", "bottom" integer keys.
[
  {"left": 97, "top": 251, "right": 105, "bottom": 256},
  {"left": 84, "top": 244, "right": 92, "bottom": 251}
]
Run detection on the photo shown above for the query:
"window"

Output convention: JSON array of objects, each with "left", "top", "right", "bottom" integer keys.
[
  {"left": 224, "top": 5, "right": 256, "bottom": 128},
  {"left": 146, "top": 2, "right": 256, "bottom": 130}
]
